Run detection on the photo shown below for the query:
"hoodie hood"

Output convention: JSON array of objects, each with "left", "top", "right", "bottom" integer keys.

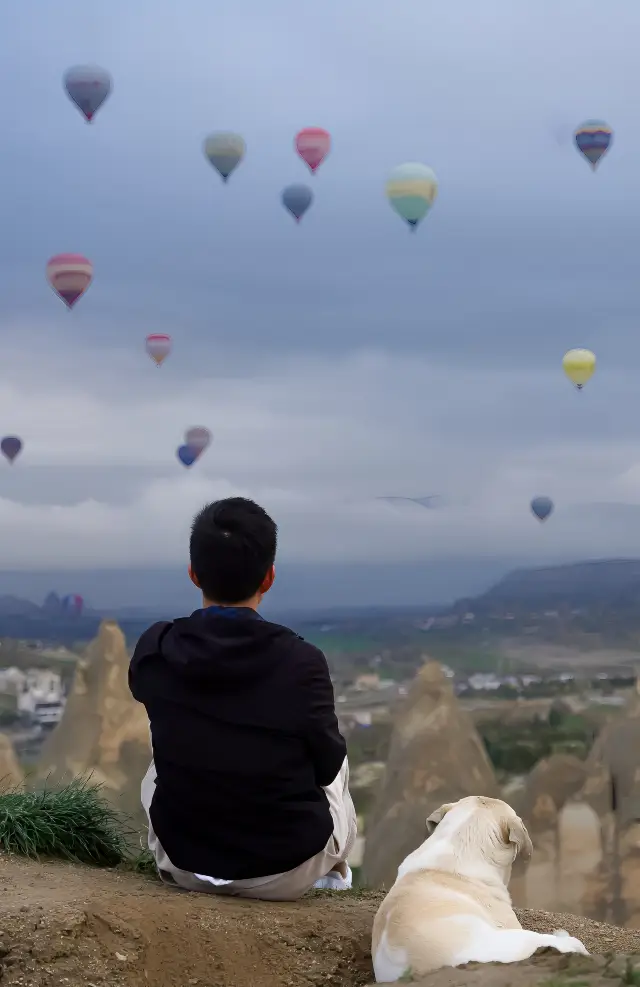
[{"left": 156, "top": 606, "right": 295, "bottom": 683}]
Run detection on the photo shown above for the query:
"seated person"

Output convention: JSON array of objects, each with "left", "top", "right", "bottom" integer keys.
[{"left": 129, "top": 496, "right": 357, "bottom": 900}]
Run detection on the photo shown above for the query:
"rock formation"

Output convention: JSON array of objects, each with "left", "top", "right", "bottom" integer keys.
[
  {"left": 361, "top": 659, "right": 500, "bottom": 888},
  {"left": 34, "top": 620, "right": 151, "bottom": 832},
  {"left": 0, "top": 731, "right": 24, "bottom": 791}
]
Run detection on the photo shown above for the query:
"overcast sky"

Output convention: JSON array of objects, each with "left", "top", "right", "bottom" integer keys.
[{"left": 0, "top": 0, "right": 640, "bottom": 581}]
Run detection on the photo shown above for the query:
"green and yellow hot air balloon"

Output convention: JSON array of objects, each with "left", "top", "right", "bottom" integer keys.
[
  {"left": 385, "top": 162, "right": 438, "bottom": 231},
  {"left": 562, "top": 348, "right": 596, "bottom": 390}
]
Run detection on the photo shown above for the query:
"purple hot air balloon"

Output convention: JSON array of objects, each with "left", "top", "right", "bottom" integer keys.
[
  {"left": 63, "top": 65, "right": 112, "bottom": 123},
  {"left": 282, "top": 184, "right": 313, "bottom": 223},
  {"left": 177, "top": 444, "right": 198, "bottom": 467},
  {"left": 1, "top": 436, "right": 22, "bottom": 464}
]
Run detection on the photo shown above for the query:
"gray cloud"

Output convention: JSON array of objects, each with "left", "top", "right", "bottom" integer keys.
[{"left": 0, "top": 0, "right": 638, "bottom": 584}]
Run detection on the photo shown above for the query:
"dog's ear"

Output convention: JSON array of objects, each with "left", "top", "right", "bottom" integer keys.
[
  {"left": 426, "top": 802, "right": 454, "bottom": 835},
  {"left": 505, "top": 816, "right": 533, "bottom": 861}
]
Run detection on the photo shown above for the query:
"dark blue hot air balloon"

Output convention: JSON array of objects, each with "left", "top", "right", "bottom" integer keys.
[
  {"left": 282, "top": 184, "right": 313, "bottom": 223},
  {"left": 1, "top": 436, "right": 22, "bottom": 464},
  {"left": 531, "top": 496, "right": 554, "bottom": 522},
  {"left": 574, "top": 120, "right": 613, "bottom": 169},
  {"left": 177, "top": 444, "right": 198, "bottom": 467}
]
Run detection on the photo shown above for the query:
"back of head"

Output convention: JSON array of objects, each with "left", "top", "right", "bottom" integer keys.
[{"left": 190, "top": 497, "right": 277, "bottom": 604}]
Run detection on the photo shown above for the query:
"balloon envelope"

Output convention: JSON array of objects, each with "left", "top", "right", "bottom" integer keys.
[
  {"left": 295, "top": 128, "right": 331, "bottom": 173},
  {"left": 63, "top": 65, "right": 112, "bottom": 122},
  {"left": 574, "top": 120, "right": 613, "bottom": 168},
  {"left": 531, "top": 496, "right": 553, "bottom": 522},
  {"left": 203, "top": 132, "right": 246, "bottom": 181},
  {"left": 177, "top": 445, "right": 198, "bottom": 467},
  {"left": 185, "top": 426, "right": 211, "bottom": 453},
  {"left": 563, "top": 348, "right": 596, "bottom": 389},
  {"left": 46, "top": 254, "right": 92, "bottom": 308},
  {"left": 282, "top": 184, "right": 313, "bottom": 222},
  {"left": 1, "top": 436, "right": 22, "bottom": 463},
  {"left": 62, "top": 593, "right": 83, "bottom": 616},
  {"left": 146, "top": 333, "right": 172, "bottom": 366},
  {"left": 386, "top": 163, "right": 438, "bottom": 228}
]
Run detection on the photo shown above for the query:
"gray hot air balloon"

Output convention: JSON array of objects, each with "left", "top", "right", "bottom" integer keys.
[
  {"left": 282, "top": 184, "right": 313, "bottom": 223},
  {"left": 63, "top": 65, "right": 112, "bottom": 122},
  {"left": 203, "top": 132, "right": 246, "bottom": 182},
  {"left": 531, "top": 495, "right": 554, "bottom": 522}
]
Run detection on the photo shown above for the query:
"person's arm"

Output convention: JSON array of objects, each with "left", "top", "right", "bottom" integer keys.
[
  {"left": 128, "top": 621, "right": 171, "bottom": 702},
  {"left": 300, "top": 646, "right": 347, "bottom": 787}
]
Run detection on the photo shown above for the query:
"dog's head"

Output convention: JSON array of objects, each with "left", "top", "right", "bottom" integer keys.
[{"left": 426, "top": 795, "right": 533, "bottom": 869}]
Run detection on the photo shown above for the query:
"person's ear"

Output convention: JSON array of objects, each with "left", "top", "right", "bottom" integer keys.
[
  {"left": 188, "top": 565, "right": 200, "bottom": 589},
  {"left": 260, "top": 564, "right": 275, "bottom": 596}
]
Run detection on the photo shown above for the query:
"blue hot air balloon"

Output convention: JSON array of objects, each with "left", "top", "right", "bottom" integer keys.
[
  {"left": 1, "top": 436, "right": 22, "bottom": 464},
  {"left": 574, "top": 120, "right": 613, "bottom": 169},
  {"left": 177, "top": 444, "right": 198, "bottom": 467},
  {"left": 531, "top": 496, "right": 554, "bottom": 522},
  {"left": 282, "top": 184, "right": 313, "bottom": 223}
]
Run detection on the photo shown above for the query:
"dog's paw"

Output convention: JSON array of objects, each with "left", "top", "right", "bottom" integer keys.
[
  {"left": 553, "top": 934, "right": 589, "bottom": 956},
  {"left": 553, "top": 929, "right": 570, "bottom": 938}
]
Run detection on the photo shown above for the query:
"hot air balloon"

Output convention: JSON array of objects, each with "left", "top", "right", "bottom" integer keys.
[
  {"left": 563, "top": 348, "right": 596, "bottom": 390},
  {"left": 203, "top": 132, "right": 246, "bottom": 182},
  {"left": 574, "top": 120, "right": 613, "bottom": 169},
  {"left": 531, "top": 496, "right": 553, "bottom": 522},
  {"left": 295, "top": 128, "right": 331, "bottom": 173},
  {"left": 1, "top": 436, "right": 22, "bottom": 464},
  {"left": 61, "top": 593, "right": 84, "bottom": 616},
  {"left": 146, "top": 334, "right": 172, "bottom": 366},
  {"left": 63, "top": 65, "right": 112, "bottom": 122},
  {"left": 185, "top": 426, "right": 211, "bottom": 453},
  {"left": 177, "top": 445, "right": 198, "bottom": 467},
  {"left": 377, "top": 495, "right": 443, "bottom": 509},
  {"left": 386, "top": 163, "right": 438, "bottom": 230},
  {"left": 46, "top": 254, "right": 92, "bottom": 308},
  {"left": 282, "top": 184, "right": 313, "bottom": 223}
]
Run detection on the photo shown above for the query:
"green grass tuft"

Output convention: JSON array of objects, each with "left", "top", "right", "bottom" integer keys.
[{"left": 0, "top": 778, "right": 131, "bottom": 866}]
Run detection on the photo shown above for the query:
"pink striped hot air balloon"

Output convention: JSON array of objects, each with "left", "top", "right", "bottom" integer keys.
[
  {"left": 295, "top": 128, "right": 331, "bottom": 173},
  {"left": 145, "top": 333, "right": 172, "bottom": 366},
  {"left": 46, "top": 254, "right": 93, "bottom": 309}
]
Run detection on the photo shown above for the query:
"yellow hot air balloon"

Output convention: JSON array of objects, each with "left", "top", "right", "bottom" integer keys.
[{"left": 562, "top": 348, "right": 596, "bottom": 390}]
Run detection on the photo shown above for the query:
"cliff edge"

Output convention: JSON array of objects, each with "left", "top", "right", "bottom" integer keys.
[{"left": 1, "top": 856, "right": 640, "bottom": 987}]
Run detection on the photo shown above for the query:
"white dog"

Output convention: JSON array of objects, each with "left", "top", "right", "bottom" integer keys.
[{"left": 371, "top": 795, "right": 588, "bottom": 982}]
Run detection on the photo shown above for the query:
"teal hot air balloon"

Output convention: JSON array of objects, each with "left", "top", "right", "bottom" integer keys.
[
  {"left": 203, "top": 132, "right": 246, "bottom": 182},
  {"left": 385, "top": 162, "right": 438, "bottom": 230},
  {"left": 574, "top": 120, "right": 613, "bottom": 169},
  {"left": 282, "top": 184, "right": 313, "bottom": 223},
  {"left": 531, "top": 496, "right": 553, "bottom": 522}
]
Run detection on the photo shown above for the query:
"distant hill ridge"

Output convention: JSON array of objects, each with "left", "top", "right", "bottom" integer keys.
[{"left": 456, "top": 558, "right": 640, "bottom": 612}]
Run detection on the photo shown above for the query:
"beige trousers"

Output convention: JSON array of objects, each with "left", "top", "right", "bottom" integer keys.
[{"left": 140, "top": 757, "right": 358, "bottom": 901}]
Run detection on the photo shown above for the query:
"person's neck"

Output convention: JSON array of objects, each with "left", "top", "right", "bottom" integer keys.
[{"left": 202, "top": 595, "right": 261, "bottom": 612}]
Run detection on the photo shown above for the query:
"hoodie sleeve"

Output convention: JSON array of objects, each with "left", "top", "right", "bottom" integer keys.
[
  {"left": 299, "top": 644, "right": 347, "bottom": 788},
  {"left": 129, "top": 621, "right": 171, "bottom": 703}
]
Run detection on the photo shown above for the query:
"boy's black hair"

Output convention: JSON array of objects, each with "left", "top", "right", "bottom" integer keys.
[{"left": 189, "top": 497, "right": 278, "bottom": 604}]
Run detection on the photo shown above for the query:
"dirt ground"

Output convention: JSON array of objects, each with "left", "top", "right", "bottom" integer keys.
[{"left": 1, "top": 854, "right": 640, "bottom": 987}]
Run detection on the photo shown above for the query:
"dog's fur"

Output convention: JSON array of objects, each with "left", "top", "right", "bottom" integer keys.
[{"left": 371, "top": 795, "right": 588, "bottom": 982}]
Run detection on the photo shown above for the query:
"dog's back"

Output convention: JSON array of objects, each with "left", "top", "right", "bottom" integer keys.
[{"left": 373, "top": 868, "right": 521, "bottom": 981}]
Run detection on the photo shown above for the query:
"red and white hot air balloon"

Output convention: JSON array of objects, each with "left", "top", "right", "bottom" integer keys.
[
  {"left": 295, "top": 128, "right": 331, "bottom": 173},
  {"left": 46, "top": 254, "right": 93, "bottom": 308},
  {"left": 145, "top": 333, "right": 172, "bottom": 366}
]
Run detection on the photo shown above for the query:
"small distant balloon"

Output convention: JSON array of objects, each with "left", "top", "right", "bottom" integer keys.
[
  {"left": 531, "top": 496, "right": 553, "bottom": 522},
  {"left": 177, "top": 445, "right": 198, "bottom": 468},
  {"left": 282, "top": 184, "right": 313, "bottom": 223},
  {"left": 1, "top": 436, "right": 22, "bottom": 464},
  {"left": 295, "top": 128, "right": 331, "bottom": 173},
  {"left": 386, "top": 163, "right": 438, "bottom": 230},
  {"left": 46, "top": 254, "right": 93, "bottom": 308},
  {"left": 574, "top": 120, "right": 613, "bottom": 169},
  {"left": 63, "top": 65, "right": 112, "bottom": 122},
  {"left": 378, "top": 495, "right": 443, "bottom": 509},
  {"left": 563, "top": 348, "right": 596, "bottom": 390},
  {"left": 203, "top": 132, "right": 246, "bottom": 182},
  {"left": 185, "top": 426, "right": 211, "bottom": 453},
  {"left": 62, "top": 593, "right": 84, "bottom": 616},
  {"left": 146, "top": 334, "right": 172, "bottom": 366}
]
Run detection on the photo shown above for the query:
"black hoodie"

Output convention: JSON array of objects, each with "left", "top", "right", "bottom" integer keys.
[{"left": 129, "top": 606, "right": 347, "bottom": 880}]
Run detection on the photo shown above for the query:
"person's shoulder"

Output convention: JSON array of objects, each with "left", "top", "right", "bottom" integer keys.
[
  {"left": 262, "top": 618, "right": 327, "bottom": 667},
  {"left": 132, "top": 620, "right": 173, "bottom": 659}
]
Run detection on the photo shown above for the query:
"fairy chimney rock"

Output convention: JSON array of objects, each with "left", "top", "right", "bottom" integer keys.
[
  {"left": 0, "top": 732, "right": 24, "bottom": 791},
  {"left": 35, "top": 619, "right": 150, "bottom": 827},
  {"left": 361, "top": 659, "right": 499, "bottom": 888}
]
